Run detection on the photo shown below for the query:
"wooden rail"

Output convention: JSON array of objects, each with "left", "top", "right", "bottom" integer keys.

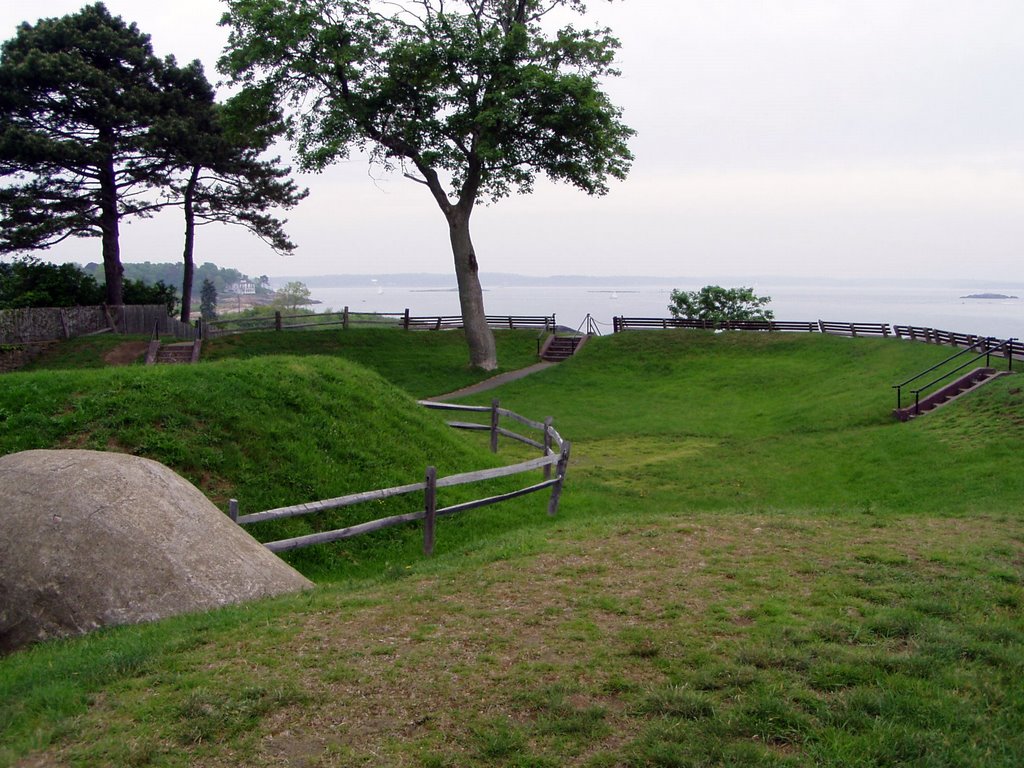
[
  {"left": 203, "top": 308, "right": 404, "bottom": 336},
  {"left": 232, "top": 400, "right": 569, "bottom": 556},
  {"left": 817, "top": 320, "right": 892, "bottom": 337},
  {"left": 403, "top": 311, "right": 556, "bottom": 331},
  {"left": 612, "top": 317, "right": 819, "bottom": 332},
  {"left": 612, "top": 316, "right": 1020, "bottom": 359},
  {"left": 203, "top": 309, "right": 556, "bottom": 336}
]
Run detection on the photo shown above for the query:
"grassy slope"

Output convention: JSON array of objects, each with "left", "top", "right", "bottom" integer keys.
[
  {"left": 200, "top": 328, "right": 543, "bottom": 399},
  {"left": 483, "top": 331, "right": 1023, "bottom": 516},
  {"left": 1, "top": 330, "right": 1022, "bottom": 767},
  {"left": 0, "top": 354, "right": 541, "bottom": 583},
  {"left": 22, "top": 328, "right": 543, "bottom": 399}
]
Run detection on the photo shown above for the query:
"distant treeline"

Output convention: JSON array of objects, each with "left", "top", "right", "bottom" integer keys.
[{"left": 81, "top": 262, "right": 269, "bottom": 295}]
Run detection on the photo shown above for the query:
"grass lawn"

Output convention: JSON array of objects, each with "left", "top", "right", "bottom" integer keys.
[{"left": 1, "top": 329, "right": 1022, "bottom": 767}]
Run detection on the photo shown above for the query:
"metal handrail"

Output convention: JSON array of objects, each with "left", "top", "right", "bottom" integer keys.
[
  {"left": 894, "top": 337, "right": 1015, "bottom": 412},
  {"left": 569, "top": 313, "right": 600, "bottom": 338},
  {"left": 893, "top": 337, "right": 992, "bottom": 390}
]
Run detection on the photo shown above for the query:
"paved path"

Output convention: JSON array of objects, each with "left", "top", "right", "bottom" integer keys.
[{"left": 429, "top": 361, "right": 556, "bottom": 402}]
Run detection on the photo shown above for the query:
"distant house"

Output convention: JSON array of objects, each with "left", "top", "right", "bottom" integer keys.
[{"left": 227, "top": 279, "right": 256, "bottom": 295}]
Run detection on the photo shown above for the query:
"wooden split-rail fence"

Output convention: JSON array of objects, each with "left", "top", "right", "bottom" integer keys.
[
  {"left": 202, "top": 309, "right": 556, "bottom": 336},
  {"left": 230, "top": 400, "right": 569, "bottom": 556},
  {"left": 612, "top": 317, "right": 1022, "bottom": 359}
]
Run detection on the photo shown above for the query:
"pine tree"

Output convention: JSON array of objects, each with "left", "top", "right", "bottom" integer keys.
[
  {"left": 0, "top": 4, "right": 174, "bottom": 304},
  {"left": 200, "top": 278, "right": 218, "bottom": 321}
]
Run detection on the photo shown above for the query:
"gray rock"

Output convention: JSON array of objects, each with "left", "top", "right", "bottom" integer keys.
[{"left": 0, "top": 449, "right": 312, "bottom": 654}]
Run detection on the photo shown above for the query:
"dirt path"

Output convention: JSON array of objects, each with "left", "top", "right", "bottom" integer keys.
[
  {"left": 102, "top": 341, "right": 148, "bottom": 366},
  {"left": 428, "top": 361, "right": 556, "bottom": 401}
]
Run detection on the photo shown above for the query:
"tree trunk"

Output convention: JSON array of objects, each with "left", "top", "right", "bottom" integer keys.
[
  {"left": 447, "top": 208, "right": 497, "bottom": 370},
  {"left": 98, "top": 144, "right": 123, "bottom": 306},
  {"left": 180, "top": 165, "right": 200, "bottom": 323}
]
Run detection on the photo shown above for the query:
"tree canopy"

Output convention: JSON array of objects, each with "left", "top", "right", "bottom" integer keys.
[
  {"left": 0, "top": 3, "right": 304, "bottom": 311},
  {"left": 0, "top": 256, "right": 176, "bottom": 312},
  {"left": 0, "top": 257, "right": 103, "bottom": 309},
  {"left": 220, "top": 0, "right": 634, "bottom": 369},
  {"left": 0, "top": 3, "right": 176, "bottom": 303},
  {"left": 274, "top": 281, "right": 312, "bottom": 311},
  {"left": 155, "top": 67, "right": 307, "bottom": 321},
  {"left": 200, "top": 278, "right": 218, "bottom": 321},
  {"left": 668, "top": 286, "right": 775, "bottom": 324}
]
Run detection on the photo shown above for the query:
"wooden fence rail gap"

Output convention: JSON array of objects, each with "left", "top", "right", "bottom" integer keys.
[
  {"left": 547, "top": 441, "right": 572, "bottom": 516},
  {"left": 423, "top": 466, "right": 437, "bottom": 556}
]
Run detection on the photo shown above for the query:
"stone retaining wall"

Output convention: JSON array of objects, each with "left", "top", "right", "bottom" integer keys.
[
  {"left": 0, "top": 305, "right": 193, "bottom": 344},
  {"left": 0, "top": 343, "right": 55, "bottom": 373},
  {"left": 0, "top": 306, "right": 108, "bottom": 344}
]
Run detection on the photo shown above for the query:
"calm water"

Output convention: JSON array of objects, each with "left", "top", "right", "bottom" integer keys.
[{"left": 304, "top": 280, "right": 1023, "bottom": 340}]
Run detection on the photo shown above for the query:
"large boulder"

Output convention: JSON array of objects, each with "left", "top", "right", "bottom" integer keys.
[{"left": 0, "top": 449, "right": 312, "bottom": 654}]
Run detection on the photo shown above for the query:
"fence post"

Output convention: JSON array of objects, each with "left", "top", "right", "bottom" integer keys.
[
  {"left": 543, "top": 417, "right": 553, "bottom": 480},
  {"left": 229, "top": 499, "right": 239, "bottom": 523},
  {"left": 403, "top": 308, "right": 410, "bottom": 330},
  {"left": 490, "top": 399, "right": 500, "bottom": 453},
  {"left": 423, "top": 466, "right": 437, "bottom": 556},
  {"left": 275, "top": 311, "right": 282, "bottom": 331},
  {"left": 547, "top": 441, "right": 571, "bottom": 516},
  {"left": 343, "top": 306, "right": 349, "bottom": 330}
]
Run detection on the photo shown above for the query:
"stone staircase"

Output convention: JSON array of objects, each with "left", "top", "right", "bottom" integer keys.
[
  {"left": 540, "top": 335, "right": 584, "bottom": 362},
  {"left": 146, "top": 340, "right": 201, "bottom": 366},
  {"left": 893, "top": 367, "right": 1009, "bottom": 421}
]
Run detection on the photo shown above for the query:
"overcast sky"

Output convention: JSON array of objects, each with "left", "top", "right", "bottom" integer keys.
[{"left": 2, "top": 0, "right": 1022, "bottom": 282}]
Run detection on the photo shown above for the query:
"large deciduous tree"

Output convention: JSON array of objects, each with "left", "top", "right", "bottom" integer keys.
[
  {"left": 0, "top": 3, "right": 171, "bottom": 305},
  {"left": 220, "top": 0, "right": 634, "bottom": 369}
]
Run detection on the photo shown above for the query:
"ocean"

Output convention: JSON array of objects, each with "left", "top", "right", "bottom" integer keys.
[{"left": 299, "top": 279, "right": 1023, "bottom": 340}]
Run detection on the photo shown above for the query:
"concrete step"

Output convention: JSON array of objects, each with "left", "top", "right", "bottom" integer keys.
[
  {"left": 541, "top": 336, "right": 583, "bottom": 362},
  {"left": 894, "top": 367, "right": 1010, "bottom": 421},
  {"left": 149, "top": 342, "right": 198, "bottom": 365}
]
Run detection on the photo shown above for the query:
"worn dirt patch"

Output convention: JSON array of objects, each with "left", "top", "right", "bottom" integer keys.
[
  {"left": 102, "top": 341, "right": 148, "bottom": 366},
  {"left": 20, "top": 514, "right": 1024, "bottom": 767}
]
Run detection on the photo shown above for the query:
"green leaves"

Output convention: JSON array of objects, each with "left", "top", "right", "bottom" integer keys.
[
  {"left": 218, "top": 0, "right": 635, "bottom": 206},
  {"left": 668, "top": 286, "right": 776, "bottom": 323}
]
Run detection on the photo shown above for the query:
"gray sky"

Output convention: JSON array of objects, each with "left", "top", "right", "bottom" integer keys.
[{"left": 2, "top": 0, "right": 1022, "bottom": 281}]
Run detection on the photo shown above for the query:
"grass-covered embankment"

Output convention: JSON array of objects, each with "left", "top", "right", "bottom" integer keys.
[
  {"left": 1, "top": 329, "right": 1022, "bottom": 767},
  {"left": 0, "top": 352, "right": 542, "bottom": 582},
  {"left": 483, "top": 330, "right": 1024, "bottom": 516}
]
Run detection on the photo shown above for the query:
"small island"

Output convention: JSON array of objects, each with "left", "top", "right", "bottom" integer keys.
[{"left": 960, "top": 293, "right": 1019, "bottom": 300}]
